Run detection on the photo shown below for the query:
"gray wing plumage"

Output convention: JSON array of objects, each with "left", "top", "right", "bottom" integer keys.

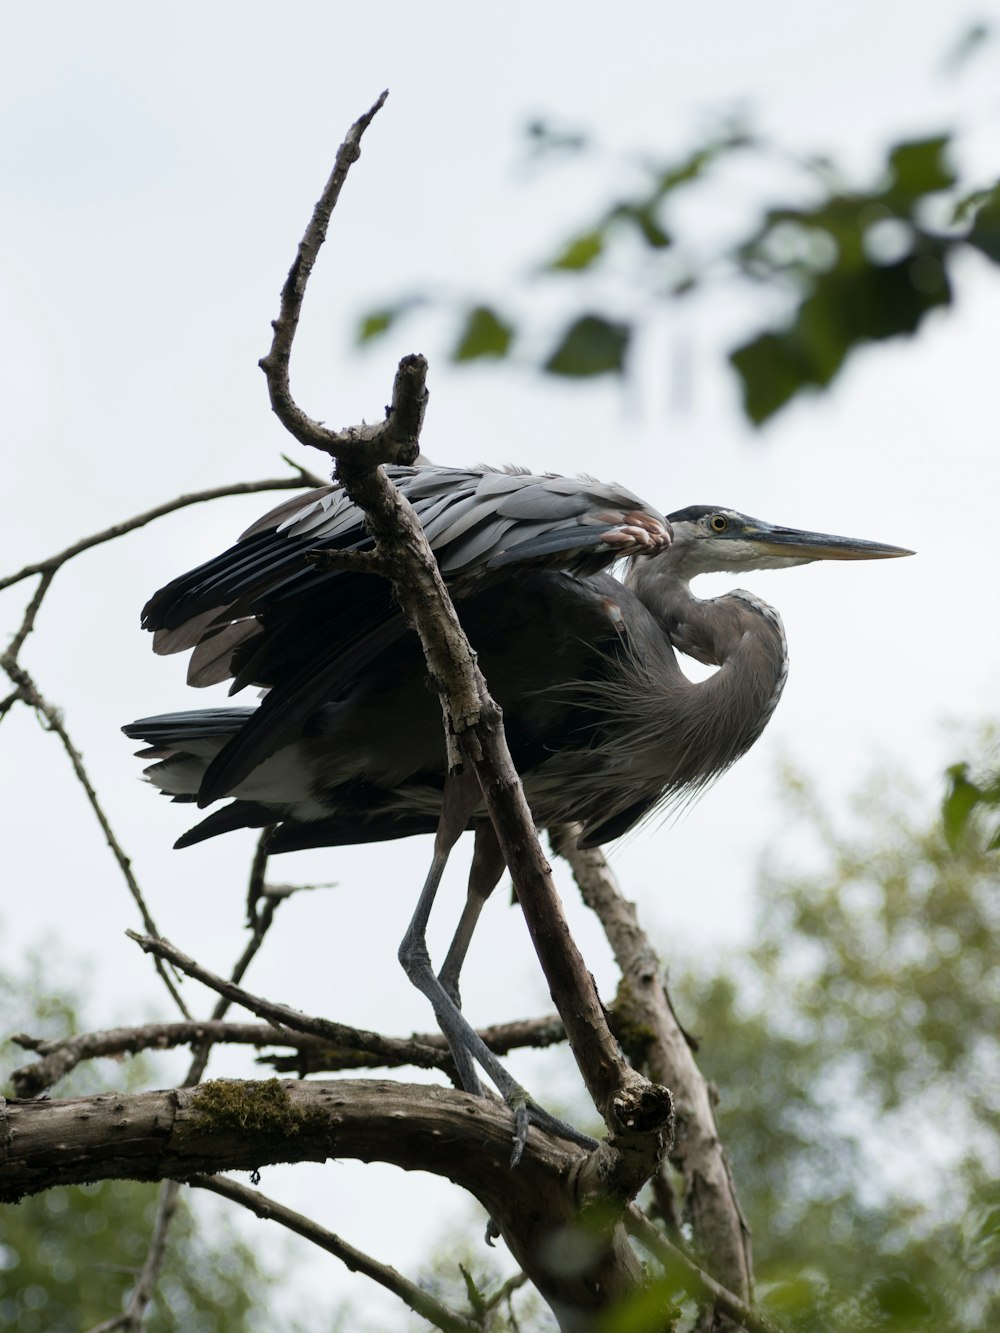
[
  {"left": 137, "top": 465, "right": 670, "bottom": 803},
  {"left": 263, "top": 466, "right": 667, "bottom": 575}
]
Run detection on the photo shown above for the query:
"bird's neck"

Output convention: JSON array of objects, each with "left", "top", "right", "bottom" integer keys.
[{"left": 628, "top": 562, "right": 790, "bottom": 760}]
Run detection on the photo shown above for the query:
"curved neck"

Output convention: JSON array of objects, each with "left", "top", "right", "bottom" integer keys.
[{"left": 626, "top": 561, "right": 790, "bottom": 773}]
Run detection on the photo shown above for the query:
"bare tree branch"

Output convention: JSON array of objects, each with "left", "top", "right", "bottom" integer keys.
[
  {"left": 126, "top": 931, "right": 455, "bottom": 1077},
  {"left": 257, "top": 90, "right": 420, "bottom": 463},
  {"left": 253, "top": 92, "right": 671, "bottom": 1171},
  {"left": 109, "top": 838, "right": 287, "bottom": 1332},
  {"left": 0, "top": 472, "right": 323, "bottom": 595},
  {"left": 10, "top": 1013, "right": 571, "bottom": 1098},
  {"left": 190, "top": 1174, "right": 480, "bottom": 1333},
  {"left": 0, "top": 1079, "right": 763, "bottom": 1333},
  {"left": 83, "top": 1181, "right": 183, "bottom": 1333},
  {"left": 552, "top": 827, "right": 754, "bottom": 1309},
  {"left": 4, "top": 569, "right": 55, "bottom": 660},
  {"left": 1, "top": 662, "right": 190, "bottom": 1018}
]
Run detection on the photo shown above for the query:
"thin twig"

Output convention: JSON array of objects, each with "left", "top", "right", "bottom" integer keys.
[
  {"left": 187, "top": 837, "right": 281, "bottom": 1087},
  {"left": 84, "top": 1181, "right": 183, "bottom": 1333},
  {"left": 111, "top": 838, "right": 285, "bottom": 1331},
  {"left": 189, "top": 1174, "right": 479, "bottom": 1333},
  {"left": 258, "top": 93, "right": 400, "bottom": 458},
  {"left": 126, "top": 931, "right": 450, "bottom": 1073},
  {"left": 0, "top": 473, "right": 324, "bottom": 594},
  {"left": 2, "top": 662, "right": 190, "bottom": 1018},
  {"left": 5, "top": 568, "right": 55, "bottom": 659}
]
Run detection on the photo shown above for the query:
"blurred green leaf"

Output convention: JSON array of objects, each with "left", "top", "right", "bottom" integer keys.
[
  {"left": 610, "top": 202, "right": 671, "bottom": 249},
  {"left": 653, "top": 128, "right": 753, "bottom": 199},
  {"left": 950, "top": 181, "right": 1000, "bottom": 227},
  {"left": 549, "top": 229, "right": 606, "bottom": 271},
  {"left": 451, "top": 305, "right": 514, "bottom": 362},
  {"left": 355, "top": 295, "right": 426, "bottom": 345},
  {"left": 545, "top": 314, "right": 630, "bottom": 376},
  {"left": 867, "top": 1272, "right": 935, "bottom": 1323},
  {"left": 883, "top": 137, "right": 955, "bottom": 211},
  {"left": 459, "top": 1263, "right": 487, "bottom": 1317},
  {"left": 594, "top": 1277, "right": 681, "bottom": 1332},
  {"left": 732, "top": 251, "right": 951, "bottom": 424},
  {"left": 942, "top": 763, "right": 982, "bottom": 847},
  {"left": 357, "top": 310, "right": 393, "bottom": 342},
  {"left": 966, "top": 184, "right": 1000, "bottom": 262}
]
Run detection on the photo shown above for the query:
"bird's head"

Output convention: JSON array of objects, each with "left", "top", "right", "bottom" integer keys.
[{"left": 649, "top": 506, "right": 914, "bottom": 580}]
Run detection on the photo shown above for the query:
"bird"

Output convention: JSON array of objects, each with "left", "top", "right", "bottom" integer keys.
[{"left": 124, "top": 463, "right": 911, "bottom": 1154}]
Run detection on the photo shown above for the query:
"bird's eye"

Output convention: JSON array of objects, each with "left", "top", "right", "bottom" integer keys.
[{"left": 710, "top": 515, "right": 728, "bottom": 532}]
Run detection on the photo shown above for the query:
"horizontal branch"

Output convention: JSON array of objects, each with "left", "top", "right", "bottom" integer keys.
[
  {"left": 0, "top": 1077, "right": 766, "bottom": 1332},
  {"left": 0, "top": 1078, "right": 572, "bottom": 1205},
  {"left": 10, "top": 1014, "right": 570, "bottom": 1098},
  {"left": 0, "top": 1077, "right": 641, "bottom": 1316}
]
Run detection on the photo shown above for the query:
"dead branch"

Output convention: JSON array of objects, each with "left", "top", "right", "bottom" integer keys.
[
  {"left": 10, "top": 1013, "right": 570, "bottom": 1098},
  {"left": 107, "top": 836, "right": 286, "bottom": 1331},
  {"left": 0, "top": 472, "right": 323, "bottom": 595},
  {"left": 0, "top": 1078, "right": 642, "bottom": 1324},
  {"left": 126, "top": 931, "right": 453, "bottom": 1076},
  {"left": 253, "top": 93, "right": 671, "bottom": 1172},
  {"left": 552, "top": 827, "right": 754, "bottom": 1310},
  {"left": 2, "top": 661, "right": 190, "bottom": 1019},
  {"left": 190, "top": 1175, "right": 479, "bottom": 1333}
]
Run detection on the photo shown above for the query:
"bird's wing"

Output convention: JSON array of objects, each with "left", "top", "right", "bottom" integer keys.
[
  {"left": 259, "top": 465, "right": 669, "bottom": 574},
  {"left": 138, "top": 466, "right": 670, "bottom": 802},
  {"left": 143, "top": 466, "right": 669, "bottom": 665}
]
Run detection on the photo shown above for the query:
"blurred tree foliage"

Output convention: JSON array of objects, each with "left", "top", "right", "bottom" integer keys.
[
  {"left": 0, "top": 962, "right": 286, "bottom": 1333},
  {"left": 390, "top": 750, "right": 1000, "bottom": 1331},
  {"left": 684, "top": 747, "right": 1000, "bottom": 1331},
  {"left": 358, "top": 100, "right": 1000, "bottom": 425}
]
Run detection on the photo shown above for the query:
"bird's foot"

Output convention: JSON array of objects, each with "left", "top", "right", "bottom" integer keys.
[{"left": 504, "top": 1084, "right": 599, "bottom": 1168}]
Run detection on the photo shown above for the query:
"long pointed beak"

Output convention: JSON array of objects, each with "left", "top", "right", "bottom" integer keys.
[{"left": 753, "top": 525, "right": 914, "bottom": 561}]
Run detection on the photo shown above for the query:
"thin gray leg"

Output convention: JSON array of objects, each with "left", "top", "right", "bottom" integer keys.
[
  {"left": 438, "top": 821, "right": 505, "bottom": 1008},
  {"left": 398, "top": 776, "right": 598, "bottom": 1165}
]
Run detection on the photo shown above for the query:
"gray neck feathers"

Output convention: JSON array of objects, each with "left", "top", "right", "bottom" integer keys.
[{"left": 613, "top": 565, "right": 790, "bottom": 795}]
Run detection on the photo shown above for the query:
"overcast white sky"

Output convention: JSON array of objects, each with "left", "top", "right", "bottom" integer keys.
[{"left": 2, "top": 3, "right": 999, "bottom": 1325}]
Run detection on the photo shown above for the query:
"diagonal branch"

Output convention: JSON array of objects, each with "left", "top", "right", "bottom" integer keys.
[
  {"left": 2, "top": 662, "right": 190, "bottom": 1018},
  {"left": 627, "top": 1208, "right": 784, "bottom": 1333},
  {"left": 126, "top": 931, "right": 452, "bottom": 1077},
  {"left": 254, "top": 93, "right": 670, "bottom": 1162},
  {"left": 258, "top": 90, "right": 416, "bottom": 463},
  {"left": 552, "top": 827, "right": 754, "bottom": 1309},
  {"left": 190, "top": 1175, "right": 479, "bottom": 1333},
  {"left": 0, "top": 471, "right": 323, "bottom": 595}
]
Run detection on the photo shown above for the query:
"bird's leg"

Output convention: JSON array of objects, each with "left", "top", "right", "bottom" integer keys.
[
  {"left": 398, "top": 770, "right": 484, "bottom": 1097},
  {"left": 398, "top": 774, "right": 598, "bottom": 1165},
  {"left": 437, "top": 821, "right": 505, "bottom": 1009}
]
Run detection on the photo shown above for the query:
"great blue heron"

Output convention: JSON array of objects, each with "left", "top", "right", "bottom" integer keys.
[{"left": 124, "top": 464, "right": 911, "bottom": 1152}]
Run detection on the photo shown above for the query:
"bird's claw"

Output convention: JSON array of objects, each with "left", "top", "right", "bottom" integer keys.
[{"left": 505, "top": 1089, "right": 599, "bottom": 1168}]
